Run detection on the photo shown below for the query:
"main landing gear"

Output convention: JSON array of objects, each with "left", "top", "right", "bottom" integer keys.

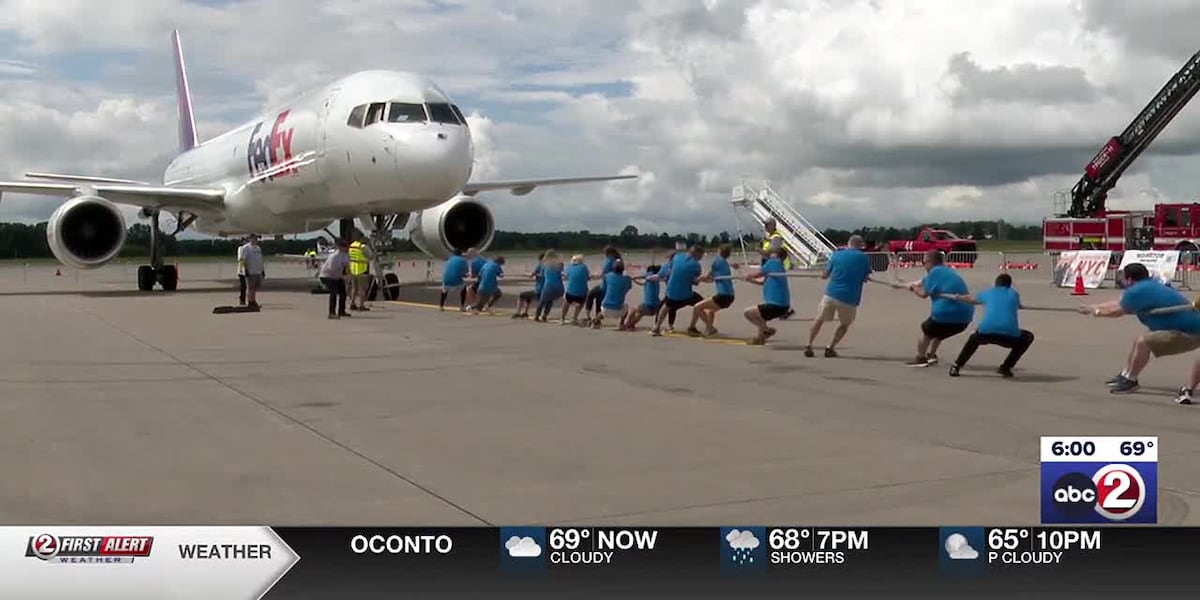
[
  {"left": 330, "top": 215, "right": 405, "bottom": 302},
  {"left": 136, "top": 209, "right": 195, "bottom": 292}
]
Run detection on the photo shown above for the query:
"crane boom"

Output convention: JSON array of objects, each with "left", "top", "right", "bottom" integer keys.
[{"left": 1066, "top": 49, "right": 1200, "bottom": 218}]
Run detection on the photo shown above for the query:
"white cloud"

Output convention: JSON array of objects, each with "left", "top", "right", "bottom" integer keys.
[
  {"left": 725, "top": 529, "right": 760, "bottom": 550},
  {"left": 504, "top": 535, "right": 542, "bottom": 558},
  {"left": 1, "top": 0, "right": 1199, "bottom": 235}
]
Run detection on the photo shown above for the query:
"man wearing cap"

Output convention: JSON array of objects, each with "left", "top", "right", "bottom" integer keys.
[{"left": 237, "top": 233, "right": 264, "bottom": 309}]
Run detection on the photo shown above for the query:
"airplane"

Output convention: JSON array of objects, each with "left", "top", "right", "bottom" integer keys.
[{"left": 0, "top": 30, "right": 636, "bottom": 295}]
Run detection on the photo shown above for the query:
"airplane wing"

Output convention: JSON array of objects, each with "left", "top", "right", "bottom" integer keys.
[
  {"left": 460, "top": 174, "right": 637, "bottom": 197},
  {"left": 0, "top": 180, "right": 225, "bottom": 214}
]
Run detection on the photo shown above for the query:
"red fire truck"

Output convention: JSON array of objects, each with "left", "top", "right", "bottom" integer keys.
[{"left": 1043, "top": 49, "right": 1200, "bottom": 254}]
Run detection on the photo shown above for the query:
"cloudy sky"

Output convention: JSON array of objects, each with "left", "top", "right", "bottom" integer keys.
[{"left": 1, "top": 0, "right": 1199, "bottom": 237}]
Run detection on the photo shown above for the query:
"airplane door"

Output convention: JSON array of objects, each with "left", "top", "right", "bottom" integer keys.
[{"left": 319, "top": 87, "right": 340, "bottom": 158}]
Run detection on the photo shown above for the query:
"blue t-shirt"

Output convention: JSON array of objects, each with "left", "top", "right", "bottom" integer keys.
[
  {"left": 599, "top": 256, "right": 616, "bottom": 289},
  {"left": 665, "top": 255, "right": 702, "bottom": 301},
  {"left": 602, "top": 272, "right": 633, "bottom": 310},
  {"left": 532, "top": 264, "right": 545, "bottom": 296},
  {"left": 470, "top": 256, "right": 487, "bottom": 276},
  {"left": 712, "top": 256, "right": 734, "bottom": 297},
  {"left": 1120, "top": 279, "right": 1200, "bottom": 333},
  {"left": 761, "top": 258, "right": 790, "bottom": 306},
  {"left": 477, "top": 261, "right": 503, "bottom": 295},
  {"left": 922, "top": 265, "right": 973, "bottom": 323},
  {"left": 565, "top": 263, "right": 590, "bottom": 298},
  {"left": 642, "top": 276, "right": 661, "bottom": 308},
  {"left": 824, "top": 248, "right": 871, "bottom": 306},
  {"left": 976, "top": 286, "right": 1021, "bottom": 338},
  {"left": 540, "top": 264, "right": 564, "bottom": 300},
  {"left": 442, "top": 255, "right": 468, "bottom": 286}
]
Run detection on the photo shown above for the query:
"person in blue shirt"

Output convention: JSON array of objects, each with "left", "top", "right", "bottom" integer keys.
[
  {"left": 534, "top": 252, "right": 565, "bottom": 322},
  {"left": 742, "top": 248, "right": 791, "bottom": 345},
  {"left": 560, "top": 255, "right": 593, "bottom": 325},
  {"left": 687, "top": 244, "right": 736, "bottom": 337},
  {"left": 470, "top": 257, "right": 506, "bottom": 314},
  {"left": 513, "top": 251, "right": 546, "bottom": 319},
  {"left": 805, "top": 235, "right": 873, "bottom": 357},
  {"left": 594, "top": 259, "right": 634, "bottom": 329},
  {"left": 652, "top": 251, "right": 679, "bottom": 331},
  {"left": 939, "top": 273, "right": 1035, "bottom": 378},
  {"left": 1080, "top": 262, "right": 1200, "bottom": 402},
  {"left": 584, "top": 246, "right": 621, "bottom": 325},
  {"left": 904, "top": 250, "right": 973, "bottom": 367},
  {"left": 439, "top": 248, "right": 470, "bottom": 311},
  {"left": 465, "top": 247, "right": 487, "bottom": 307},
  {"left": 622, "top": 264, "right": 661, "bottom": 331},
  {"left": 651, "top": 246, "right": 706, "bottom": 337}
]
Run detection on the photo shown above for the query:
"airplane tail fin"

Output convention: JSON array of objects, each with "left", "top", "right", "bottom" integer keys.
[{"left": 172, "top": 30, "right": 199, "bottom": 154}]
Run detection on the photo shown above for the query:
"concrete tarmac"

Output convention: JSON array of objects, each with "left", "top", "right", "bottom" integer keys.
[{"left": 1, "top": 253, "right": 1198, "bottom": 526}]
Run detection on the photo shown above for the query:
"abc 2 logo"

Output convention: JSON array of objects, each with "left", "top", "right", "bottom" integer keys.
[{"left": 1041, "top": 463, "right": 1156, "bottom": 524}]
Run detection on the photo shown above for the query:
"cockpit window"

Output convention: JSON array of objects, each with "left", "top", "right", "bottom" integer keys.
[
  {"left": 388, "top": 103, "right": 427, "bottom": 123},
  {"left": 426, "top": 102, "right": 461, "bottom": 125},
  {"left": 347, "top": 104, "right": 366, "bottom": 128},
  {"left": 450, "top": 104, "right": 467, "bottom": 126},
  {"left": 365, "top": 102, "right": 387, "bottom": 125}
]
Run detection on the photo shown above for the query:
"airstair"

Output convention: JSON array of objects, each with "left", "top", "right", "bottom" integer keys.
[{"left": 731, "top": 180, "right": 837, "bottom": 268}]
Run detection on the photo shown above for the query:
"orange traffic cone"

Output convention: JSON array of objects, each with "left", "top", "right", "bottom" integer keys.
[
  {"left": 55, "top": 268, "right": 61, "bottom": 277},
  {"left": 1071, "top": 274, "right": 1087, "bottom": 295}
]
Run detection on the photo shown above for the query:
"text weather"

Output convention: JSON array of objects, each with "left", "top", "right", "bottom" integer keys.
[
  {"left": 545, "top": 528, "right": 659, "bottom": 565},
  {"left": 984, "top": 528, "right": 1103, "bottom": 567},
  {"left": 1040, "top": 436, "right": 1158, "bottom": 524},
  {"left": 766, "top": 528, "right": 868, "bottom": 566}
]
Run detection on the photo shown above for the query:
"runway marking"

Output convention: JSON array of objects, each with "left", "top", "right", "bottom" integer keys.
[{"left": 387, "top": 300, "right": 748, "bottom": 345}]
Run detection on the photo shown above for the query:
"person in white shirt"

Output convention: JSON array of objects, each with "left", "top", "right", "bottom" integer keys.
[
  {"left": 319, "top": 239, "right": 352, "bottom": 319},
  {"left": 237, "top": 234, "right": 265, "bottom": 308}
]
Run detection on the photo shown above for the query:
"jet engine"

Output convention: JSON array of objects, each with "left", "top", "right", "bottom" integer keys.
[
  {"left": 407, "top": 197, "right": 495, "bottom": 259},
  {"left": 45, "top": 195, "right": 127, "bottom": 269}
]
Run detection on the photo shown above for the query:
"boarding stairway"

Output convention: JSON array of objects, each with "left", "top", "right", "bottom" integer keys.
[{"left": 731, "top": 180, "right": 837, "bottom": 268}]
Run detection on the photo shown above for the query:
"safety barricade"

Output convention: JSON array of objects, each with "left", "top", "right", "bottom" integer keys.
[{"left": 1034, "top": 250, "right": 1196, "bottom": 290}]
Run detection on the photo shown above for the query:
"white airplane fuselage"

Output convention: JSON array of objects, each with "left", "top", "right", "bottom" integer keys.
[{"left": 165, "top": 70, "right": 474, "bottom": 235}]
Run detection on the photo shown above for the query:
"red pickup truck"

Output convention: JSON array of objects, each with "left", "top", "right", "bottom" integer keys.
[{"left": 888, "top": 227, "right": 978, "bottom": 264}]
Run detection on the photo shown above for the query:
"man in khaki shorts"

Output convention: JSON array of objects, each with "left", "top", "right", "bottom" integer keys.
[
  {"left": 1080, "top": 262, "right": 1200, "bottom": 404},
  {"left": 804, "top": 235, "right": 873, "bottom": 357}
]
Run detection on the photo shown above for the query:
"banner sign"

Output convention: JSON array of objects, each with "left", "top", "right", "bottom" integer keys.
[
  {"left": 0, "top": 525, "right": 1197, "bottom": 597},
  {"left": 1118, "top": 250, "right": 1180, "bottom": 285},
  {"left": 1054, "top": 250, "right": 1111, "bottom": 288}
]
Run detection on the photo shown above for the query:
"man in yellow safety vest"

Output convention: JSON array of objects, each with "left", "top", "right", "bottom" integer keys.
[
  {"left": 348, "top": 235, "right": 372, "bottom": 311},
  {"left": 760, "top": 218, "right": 792, "bottom": 270}
]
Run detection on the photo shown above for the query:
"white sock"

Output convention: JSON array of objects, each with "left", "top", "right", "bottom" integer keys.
[{"left": 1121, "top": 369, "right": 1131, "bottom": 378}]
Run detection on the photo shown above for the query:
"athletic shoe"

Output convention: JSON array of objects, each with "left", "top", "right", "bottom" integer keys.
[
  {"left": 559, "top": 319, "right": 568, "bottom": 325},
  {"left": 802, "top": 346, "right": 815, "bottom": 357},
  {"left": 687, "top": 327, "right": 702, "bottom": 337},
  {"left": 905, "top": 356, "right": 930, "bottom": 367},
  {"left": 359, "top": 306, "right": 371, "bottom": 312},
  {"left": 997, "top": 367, "right": 1014, "bottom": 378},
  {"left": 926, "top": 354, "right": 938, "bottom": 365},
  {"left": 328, "top": 314, "right": 339, "bottom": 320},
  {"left": 1110, "top": 377, "right": 1140, "bottom": 394},
  {"left": 1105, "top": 374, "right": 1125, "bottom": 387},
  {"left": 824, "top": 347, "right": 838, "bottom": 358},
  {"left": 704, "top": 327, "right": 718, "bottom": 337},
  {"left": 650, "top": 328, "right": 662, "bottom": 337},
  {"left": 338, "top": 311, "right": 352, "bottom": 317},
  {"left": 1174, "top": 387, "right": 1193, "bottom": 405},
  {"left": 749, "top": 335, "right": 766, "bottom": 345},
  {"left": 763, "top": 327, "right": 778, "bottom": 339},
  {"left": 948, "top": 365, "right": 960, "bottom": 377}
]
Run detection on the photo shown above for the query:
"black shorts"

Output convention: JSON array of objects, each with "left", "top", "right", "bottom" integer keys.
[
  {"left": 664, "top": 292, "right": 704, "bottom": 310},
  {"left": 921, "top": 318, "right": 969, "bottom": 340},
  {"left": 712, "top": 294, "right": 735, "bottom": 309},
  {"left": 639, "top": 304, "right": 660, "bottom": 317},
  {"left": 758, "top": 304, "right": 790, "bottom": 321},
  {"left": 565, "top": 294, "right": 586, "bottom": 305}
]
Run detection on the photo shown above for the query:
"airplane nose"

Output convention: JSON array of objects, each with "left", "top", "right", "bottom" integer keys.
[{"left": 396, "top": 126, "right": 472, "bottom": 198}]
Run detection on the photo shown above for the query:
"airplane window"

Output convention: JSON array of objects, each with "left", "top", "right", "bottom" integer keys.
[
  {"left": 450, "top": 104, "right": 467, "bottom": 126},
  {"left": 365, "top": 102, "right": 387, "bottom": 125},
  {"left": 387, "top": 103, "right": 427, "bottom": 123},
  {"left": 426, "top": 102, "right": 460, "bottom": 125},
  {"left": 347, "top": 104, "right": 366, "bottom": 128}
]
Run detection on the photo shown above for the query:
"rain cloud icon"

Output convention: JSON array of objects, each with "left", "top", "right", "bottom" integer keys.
[{"left": 725, "top": 529, "right": 761, "bottom": 565}]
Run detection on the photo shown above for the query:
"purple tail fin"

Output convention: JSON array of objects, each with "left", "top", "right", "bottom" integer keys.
[{"left": 172, "top": 30, "right": 198, "bottom": 153}]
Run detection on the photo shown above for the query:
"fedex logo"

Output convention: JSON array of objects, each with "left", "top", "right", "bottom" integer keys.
[{"left": 247, "top": 109, "right": 296, "bottom": 181}]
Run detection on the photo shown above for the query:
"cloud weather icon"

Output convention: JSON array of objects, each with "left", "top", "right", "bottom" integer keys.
[
  {"left": 505, "top": 536, "right": 543, "bottom": 558},
  {"left": 725, "top": 529, "right": 761, "bottom": 566},
  {"left": 944, "top": 533, "right": 979, "bottom": 560}
]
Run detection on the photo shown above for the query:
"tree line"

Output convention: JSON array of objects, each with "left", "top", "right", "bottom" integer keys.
[{"left": 0, "top": 220, "right": 1044, "bottom": 259}]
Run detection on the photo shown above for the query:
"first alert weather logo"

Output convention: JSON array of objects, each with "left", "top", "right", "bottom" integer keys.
[{"left": 25, "top": 533, "right": 153, "bottom": 564}]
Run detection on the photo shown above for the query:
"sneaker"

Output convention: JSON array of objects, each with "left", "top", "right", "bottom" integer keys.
[
  {"left": 359, "top": 306, "right": 371, "bottom": 312},
  {"left": 350, "top": 305, "right": 361, "bottom": 311},
  {"left": 687, "top": 327, "right": 702, "bottom": 337},
  {"left": 824, "top": 348, "right": 838, "bottom": 358},
  {"left": 591, "top": 320, "right": 603, "bottom": 329},
  {"left": 338, "top": 311, "right": 352, "bottom": 317},
  {"left": 328, "top": 314, "right": 339, "bottom": 320},
  {"left": 1110, "top": 377, "right": 1140, "bottom": 394},
  {"left": 511, "top": 313, "right": 524, "bottom": 319},
  {"left": 948, "top": 365, "right": 960, "bottom": 377},
  {"left": 926, "top": 354, "right": 938, "bottom": 365},
  {"left": 1105, "top": 374, "right": 1126, "bottom": 387},
  {"left": 666, "top": 326, "right": 675, "bottom": 333},
  {"left": 238, "top": 300, "right": 246, "bottom": 306},
  {"left": 1174, "top": 387, "right": 1194, "bottom": 405},
  {"left": 763, "top": 327, "right": 778, "bottom": 339},
  {"left": 704, "top": 327, "right": 718, "bottom": 337},
  {"left": 905, "top": 356, "right": 930, "bottom": 367},
  {"left": 997, "top": 367, "right": 1014, "bottom": 378},
  {"left": 749, "top": 335, "right": 766, "bottom": 345},
  {"left": 803, "top": 346, "right": 814, "bottom": 358},
  {"left": 559, "top": 319, "right": 568, "bottom": 325},
  {"left": 650, "top": 328, "right": 662, "bottom": 337}
]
